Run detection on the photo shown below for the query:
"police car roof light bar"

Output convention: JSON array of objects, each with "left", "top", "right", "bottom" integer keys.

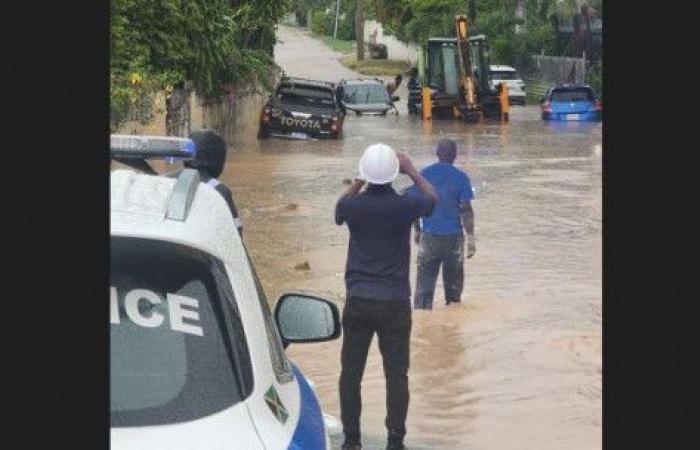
[{"left": 110, "top": 134, "right": 196, "bottom": 161}]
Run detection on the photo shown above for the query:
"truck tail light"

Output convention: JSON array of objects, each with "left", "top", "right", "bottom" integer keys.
[
  {"left": 542, "top": 101, "right": 552, "bottom": 113},
  {"left": 594, "top": 100, "right": 603, "bottom": 111},
  {"left": 260, "top": 106, "right": 271, "bottom": 123},
  {"left": 331, "top": 114, "right": 340, "bottom": 131}
]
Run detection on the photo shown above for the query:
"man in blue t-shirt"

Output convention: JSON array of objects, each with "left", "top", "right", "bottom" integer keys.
[{"left": 409, "top": 138, "right": 476, "bottom": 309}]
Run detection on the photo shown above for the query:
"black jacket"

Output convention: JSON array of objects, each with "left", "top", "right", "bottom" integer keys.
[{"left": 170, "top": 130, "right": 242, "bottom": 235}]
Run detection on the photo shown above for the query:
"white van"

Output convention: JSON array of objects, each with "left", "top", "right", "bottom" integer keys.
[{"left": 489, "top": 65, "right": 526, "bottom": 105}]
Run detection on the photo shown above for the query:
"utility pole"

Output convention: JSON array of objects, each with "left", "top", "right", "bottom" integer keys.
[
  {"left": 333, "top": 0, "right": 340, "bottom": 40},
  {"left": 515, "top": 0, "right": 525, "bottom": 34},
  {"left": 355, "top": 0, "right": 365, "bottom": 60}
]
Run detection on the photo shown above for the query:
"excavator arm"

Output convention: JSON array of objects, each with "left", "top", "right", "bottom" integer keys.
[{"left": 454, "top": 15, "right": 482, "bottom": 122}]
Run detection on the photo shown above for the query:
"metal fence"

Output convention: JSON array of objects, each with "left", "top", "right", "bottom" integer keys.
[
  {"left": 529, "top": 54, "right": 586, "bottom": 84},
  {"left": 518, "top": 54, "right": 588, "bottom": 102}
]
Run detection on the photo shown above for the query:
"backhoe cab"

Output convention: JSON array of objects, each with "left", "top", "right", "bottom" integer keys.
[{"left": 408, "top": 15, "right": 504, "bottom": 122}]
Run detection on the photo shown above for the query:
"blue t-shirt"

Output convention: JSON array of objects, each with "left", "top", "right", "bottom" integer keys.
[{"left": 409, "top": 162, "right": 473, "bottom": 235}]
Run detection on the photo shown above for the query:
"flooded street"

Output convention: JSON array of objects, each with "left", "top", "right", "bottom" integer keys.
[{"left": 224, "top": 25, "right": 602, "bottom": 450}]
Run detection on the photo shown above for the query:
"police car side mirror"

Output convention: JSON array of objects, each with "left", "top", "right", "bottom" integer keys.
[{"left": 274, "top": 293, "right": 341, "bottom": 346}]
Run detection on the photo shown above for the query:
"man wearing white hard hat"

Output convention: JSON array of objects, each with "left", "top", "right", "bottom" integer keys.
[{"left": 335, "top": 144, "right": 438, "bottom": 450}]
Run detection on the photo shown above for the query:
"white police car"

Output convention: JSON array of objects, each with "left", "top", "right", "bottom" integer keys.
[{"left": 110, "top": 135, "right": 341, "bottom": 450}]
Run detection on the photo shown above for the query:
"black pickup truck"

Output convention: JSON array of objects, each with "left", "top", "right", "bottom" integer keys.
[{"left": 259, "top": 77, "right": 346, "bottom": 140}]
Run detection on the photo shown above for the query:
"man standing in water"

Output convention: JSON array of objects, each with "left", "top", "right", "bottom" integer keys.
[
  {"left": 386, "top": 73, "right": 403, "bottom": 97},
  {"left": 411, "top": 138, "right": 476, "bottom": 310},
  {"left": 335, "top": 144, "right": 438, "bottom": 450}
]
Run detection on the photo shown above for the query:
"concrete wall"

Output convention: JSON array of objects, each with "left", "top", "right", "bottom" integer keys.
[
  {"left": 196, "top": 82, "right": 268, "bottom": 150},
  {"left": 363, "top": 20, "right": 419, "bottom": 64},
  {"left": 115, "top": 81, "right": 269, "bottom": 151}
]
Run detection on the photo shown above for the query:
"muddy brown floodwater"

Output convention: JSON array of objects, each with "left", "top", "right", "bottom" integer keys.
[{"left": 222, "top": 25, "right": 602, "bottom": 450}]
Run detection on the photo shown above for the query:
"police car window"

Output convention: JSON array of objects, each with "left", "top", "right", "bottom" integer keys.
[
  {"left": 111, "top": 237, "right": 253, "bottom": 427},
  {"left": 344, "top": 84, "right": 389, "bottom": 104}
]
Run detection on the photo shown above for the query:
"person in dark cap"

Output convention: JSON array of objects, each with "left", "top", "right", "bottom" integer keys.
[
  {"left": 386, "top": 74, "right": 403, "bottom": 97},
  {"left": 408, "top": 138, "right": 476, "bottom": 309},
  {"left": 171, "top": 129, "right": 242, "bottom": 235}
]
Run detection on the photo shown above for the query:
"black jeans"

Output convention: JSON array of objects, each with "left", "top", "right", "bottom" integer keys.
[
  {"left": 414, "top": 233, "right": 465, "bottom": 309},
  {"left": 339, "top": 297, "right": 412, "bottom": 445}
]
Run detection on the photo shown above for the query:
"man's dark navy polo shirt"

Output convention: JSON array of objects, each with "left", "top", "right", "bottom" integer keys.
[{"left": 335, "top": 184, "right": 435, "bottom": 302}]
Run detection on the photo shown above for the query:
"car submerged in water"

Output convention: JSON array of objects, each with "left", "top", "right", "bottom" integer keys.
[
  {"left": 541, "top": 83, "right": 602, "bottom": 121},
  {"left": 259, "top": 77, "right": 345, "bottom": 140},
  {"left": 110, "top": 135, "right": 342, "bottom": 450},
  {"left": 338, "top": 78, "right": 399, "bottom": 116}
]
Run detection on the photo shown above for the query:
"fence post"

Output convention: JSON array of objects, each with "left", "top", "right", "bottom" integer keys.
[{"left": 333, "top": 0, "right": 340, "bottom": 40}]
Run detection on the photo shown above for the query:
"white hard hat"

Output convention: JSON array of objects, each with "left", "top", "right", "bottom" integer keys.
[{"left": 358, "top": 143, "right": 399, "bottom": 184}]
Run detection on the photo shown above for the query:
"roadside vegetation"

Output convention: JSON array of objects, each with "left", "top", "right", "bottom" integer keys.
[
  {"left": 291, "top": 0, "right": 602, "bottom": 93},
  {"left": 110, "top": 0, "right": 290, "bottom": 130},
  {"left": 319, "top": 36, "right": 356, "bottom": 54},
  {"left": 340, "top": 55, "right": 411, "bottom": 76}
]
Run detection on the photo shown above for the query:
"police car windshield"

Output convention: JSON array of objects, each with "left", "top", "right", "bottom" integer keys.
[
  {"left": 110, "top": 237, "right": 253, "bottom": 427},
  {"left": 343, "top": 83, "right": 389, "bottom": 104}
]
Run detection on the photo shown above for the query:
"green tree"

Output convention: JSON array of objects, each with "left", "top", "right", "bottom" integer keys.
[
  {"left": 110, "top": 0, "right": 290, "bottom": 130},
  {"left": 368, "top": 0, "right": 563, "bottom": 64}
]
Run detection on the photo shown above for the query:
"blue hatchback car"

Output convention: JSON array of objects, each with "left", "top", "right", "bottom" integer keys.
[{"left": 541, "top": 84, "right": 602, "bottom": 121}]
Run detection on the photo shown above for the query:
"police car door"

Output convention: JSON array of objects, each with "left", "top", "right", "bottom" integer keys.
[{"left": 237, "top": 259, "right": 328, "bottom": 450}]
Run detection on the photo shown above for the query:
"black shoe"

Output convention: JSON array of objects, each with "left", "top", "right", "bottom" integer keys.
[
  {"left": 386, "top": 430, "right": 405, "bottom": 450},
  {"left": 341, "top": 443, "right": 362, "bottom": 450}
]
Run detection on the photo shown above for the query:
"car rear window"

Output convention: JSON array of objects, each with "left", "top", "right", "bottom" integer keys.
[
  {"left": 551, "top": 88, "right": 594, "bottom": 102},
  {"left": 277, "top": 85, "right": 335, "bottom": 108},
  {"left": 490, "top": 71, "right": 518, "bottom": 80},
  {"left": 343, "top": 83, "right": 390, "bottom": 104},
  {"left": 110, "top": 237, "right": 253, "bottom": 427}
]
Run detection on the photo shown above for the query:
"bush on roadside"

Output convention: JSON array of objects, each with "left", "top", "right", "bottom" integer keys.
[
  {"left": 340, "top": 55, "right": 411, "bottom": 76},
  {"left": 586, "top": 64, "right": 602, "bottom": 98},
  {"left": 110, "top": 0, "right": 289, "bottom": 131}
]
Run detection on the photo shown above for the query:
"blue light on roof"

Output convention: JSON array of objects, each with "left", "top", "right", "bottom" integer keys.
[
  {"left": 110, "top": 135, "right": 197, "bottom": 161},
  {"left": 181, "top": 138, "right": 195, "bottom": 155}
]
